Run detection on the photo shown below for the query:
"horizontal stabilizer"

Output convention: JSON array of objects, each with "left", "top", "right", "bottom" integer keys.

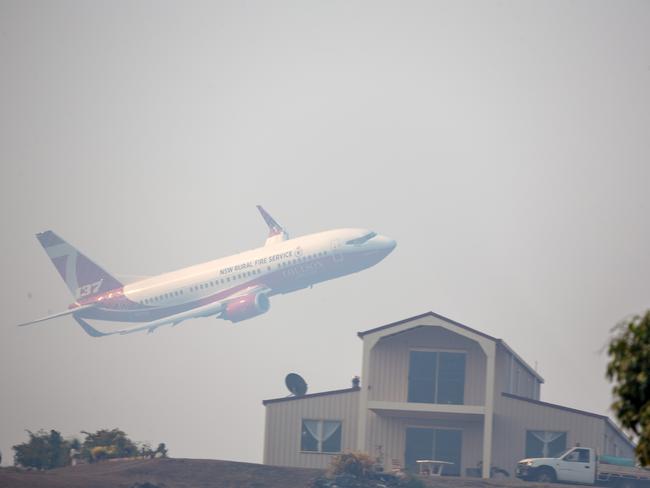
[{"left": 17, "top": 304, "right": 96, "bottom": 327}]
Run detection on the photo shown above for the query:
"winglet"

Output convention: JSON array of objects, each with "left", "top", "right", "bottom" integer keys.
[{"left": 256, "top": 206, "right": 288, "bottom": 245}]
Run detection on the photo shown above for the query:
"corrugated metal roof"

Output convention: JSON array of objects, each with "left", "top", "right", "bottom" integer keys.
[
  {"left": 503, "top": 392, "right": 635, "bottom": 450},
  {"left": 262, "top": 386, "right": 360, "bottom": 405}
]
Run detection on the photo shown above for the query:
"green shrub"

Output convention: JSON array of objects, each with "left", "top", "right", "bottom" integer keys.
[
  {"left": 12, "top": 430, "right": 73, "bottom": 470},
  {"left": 327, "top": 451, "right": 375, "bottom": 478}
]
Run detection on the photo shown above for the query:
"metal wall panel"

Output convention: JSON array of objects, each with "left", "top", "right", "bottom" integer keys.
[
  {"left": 603, "top": 421, "right": 635, "bottom": 458},
  {"left": 367, "top": 326, "right": 487, "bottom": 406},
  {"left": 264, "top": 390, "right": 359, "bottom": 469},
  {"left": 494, "top": 343, "right": 541, "bottom": 400},
  {"left": 492, "top": 394, "right": 609, "bottom": 474},
  {"left": 365, "top": 412, "right": 484, "bottom": 475}
]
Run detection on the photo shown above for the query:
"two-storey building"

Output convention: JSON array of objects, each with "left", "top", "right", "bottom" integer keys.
[{"left": 262, "top": 312, "right": 634, "bottom": 478}]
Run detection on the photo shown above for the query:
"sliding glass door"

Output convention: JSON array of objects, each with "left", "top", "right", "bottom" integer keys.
[{"left": 404, "top": 427, "right": 462, "bottom": 476}]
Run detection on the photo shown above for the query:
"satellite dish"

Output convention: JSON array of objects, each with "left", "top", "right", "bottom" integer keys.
[{"left": 285, "top": 373, "right": 308, "bottom": 396}]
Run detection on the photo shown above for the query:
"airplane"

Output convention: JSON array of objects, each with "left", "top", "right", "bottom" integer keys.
[{"left": 18, "top": 206, "right": 396, "bottom": 337}]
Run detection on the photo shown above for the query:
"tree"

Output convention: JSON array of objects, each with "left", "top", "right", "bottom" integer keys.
[
  {"left": 81, "top": 428, "right": 139, "bottom": 462},
  {"left": 606, "top": 310, "right": 650, "bottom": 465},
  {"left": 154, "top": 443, "right": 168, "bottom": 458},
  {"left": 12, "top": 430, "right": 73, "bottom": 469},
  {"left": 139, "top": 443, "right": 153, "bottom": 459}
]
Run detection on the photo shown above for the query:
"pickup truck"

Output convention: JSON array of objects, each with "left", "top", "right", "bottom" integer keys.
[{"left": 516, "top": 447, "right": 650, "bottom": 487}]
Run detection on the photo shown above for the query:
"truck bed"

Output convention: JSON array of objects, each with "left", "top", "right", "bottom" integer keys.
[{"left": 598, "top": 463, "right": 650, "bottom": 482}]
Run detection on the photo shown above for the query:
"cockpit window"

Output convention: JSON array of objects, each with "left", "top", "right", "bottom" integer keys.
[{"left": 346, "top": 232, "right": 377, "bottom": 246}]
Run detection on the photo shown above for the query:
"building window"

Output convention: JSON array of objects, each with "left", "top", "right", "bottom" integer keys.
[
  {"left": 405, "top": 427, "right": 462, "bottom": 476},
  {"left": 301, "top": 420, "right": 342, "bottom": 453},
  {"left": 408, "top": 351, "right": 466, "bottom": 404},
  {"left": 525, "top": 431, "right": 567, "bottom": 458}
]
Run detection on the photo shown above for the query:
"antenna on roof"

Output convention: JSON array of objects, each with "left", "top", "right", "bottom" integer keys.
[{"left": 285, "top": 373, "right": 308, "bottom": 397}]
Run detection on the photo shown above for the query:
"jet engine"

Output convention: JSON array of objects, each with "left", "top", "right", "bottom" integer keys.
[{"left": 222, "top": 293, "right": 270, "bottom": 323}]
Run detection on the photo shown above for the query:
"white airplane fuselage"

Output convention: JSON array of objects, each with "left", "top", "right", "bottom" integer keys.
[
  {"left": 83, "top": 228, "right": 395, "bottom": 323},
  {"left": 20, "top": 208, "right": 396, "bottom": 336}
]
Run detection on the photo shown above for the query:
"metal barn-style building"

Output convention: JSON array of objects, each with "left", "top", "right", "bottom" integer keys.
[{"left": 263, "top": 312, "right": 634, "bottom": 478}]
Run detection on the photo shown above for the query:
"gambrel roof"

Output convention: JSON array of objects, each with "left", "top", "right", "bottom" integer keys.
[{"left": 358, "top": 310, "right": 544, "bottom": 383}]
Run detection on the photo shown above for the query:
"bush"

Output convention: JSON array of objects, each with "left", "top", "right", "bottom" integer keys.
[
  {"left": 327, "top": 452, "right": 375, "bottom": 478},
  {"left": 81, "top": 429, "right": 138, "bottom": 462},
  {"left": 314, "top": 453, "right": 426, "bottom": 487},
  {"left": 90, "top": 446, "right": 111, "bottom": 462},
  {"left": 13, "top": 430, "right": 74, "bottom": 470}
]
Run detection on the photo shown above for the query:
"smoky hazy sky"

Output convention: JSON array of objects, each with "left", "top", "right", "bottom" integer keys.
[{"left": 1, "top": 0, "right": 649, "bottom": 465}]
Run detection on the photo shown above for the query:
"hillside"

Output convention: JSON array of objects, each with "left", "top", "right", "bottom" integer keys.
[
  {"left": 0, "top": 458, "right": 321, "bottom": 488},
  {"left": 0, "top": 458, "right": 567, "bottom": 488}
]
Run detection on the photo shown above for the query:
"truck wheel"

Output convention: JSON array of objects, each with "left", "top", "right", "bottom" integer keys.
[{"left": 535, "top": 467, "right": 557, "bottom": 483}]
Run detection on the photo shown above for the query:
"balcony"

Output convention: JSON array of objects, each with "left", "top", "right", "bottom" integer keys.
[{"left": 368, "top": 400, "right": 485, "bottom": 421}]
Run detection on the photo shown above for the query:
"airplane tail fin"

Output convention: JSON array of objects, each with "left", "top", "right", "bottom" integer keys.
[{"left": 36, "top": 231, "right": 123, "bottom": 300}]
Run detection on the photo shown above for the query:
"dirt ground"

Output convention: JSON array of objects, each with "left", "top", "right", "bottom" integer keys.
[{"left": 0, "top": 458, "right": 571, "bottom": 488}]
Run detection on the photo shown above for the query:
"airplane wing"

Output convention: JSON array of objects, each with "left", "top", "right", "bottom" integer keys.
[
  {"left": 257, "top": 205, "right": 288, "bottom": 246},
  {"left": 118, "top": 300, "right": 227, "bottom": 335},
  {"left": 17, "top": 304, "right": 96, "bottom": 327},
  {"left": 75, "top": 285, "right": 271, "bottom": 337}
]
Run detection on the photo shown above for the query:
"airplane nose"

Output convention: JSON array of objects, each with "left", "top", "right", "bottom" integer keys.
[
  {"left": 378, "top": 235, "right": 397, "bottom": 254},
  {"left": 387, "top": 237, "right": 397, "bottom": 252}
]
